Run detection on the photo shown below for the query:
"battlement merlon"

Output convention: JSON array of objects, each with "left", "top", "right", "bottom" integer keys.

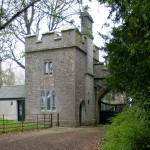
[
  {"left": 25, "top": 28, "right": 87, "bottom": 53},
  {"left": 93, "top": 45, "right": 99, "bottom": 61}
]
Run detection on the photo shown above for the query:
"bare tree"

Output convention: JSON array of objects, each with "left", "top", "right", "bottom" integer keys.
[
  {"left": 14, "top": 68, "right": 25, "bottom": 85},
  {"left": 0, "top": 0, "right": 82, "bottom": 69},
  {"left": 0, "top": 0, "right": 41, "bottom": 30},
  {"left": 2, "top": 63, "right": 15, "bottom": 85}
]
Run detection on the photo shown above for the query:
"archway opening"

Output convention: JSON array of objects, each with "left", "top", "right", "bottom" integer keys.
[
  {"left": 79, "top": 100, "right": 85, "bottom": 126},
  {"left": 99, "top": 90, "right": 126, "bottom": 124}
]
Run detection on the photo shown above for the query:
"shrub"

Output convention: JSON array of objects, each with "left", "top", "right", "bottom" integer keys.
[{"left": 101, "top": 106, "right": 150, "bottom": 150}]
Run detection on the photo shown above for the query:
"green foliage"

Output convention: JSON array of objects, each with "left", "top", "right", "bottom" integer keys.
[
  {"left": 0, "top": 8, "right": 6, "bottom": 19},
  {"left": 98, "top": 1, "right": 150, "bottom": 149},
  {"left": 99, "top": 0, "right": 150, "bottom": 102},
  {"left": 106, "top": 24, "right": 150, "bottom": 99},
  {"left": 101, "top": 107, "right": 150, "bottom": 150},
  {"left": 102, "top": 90, "right": 116, "bottom": 102}
]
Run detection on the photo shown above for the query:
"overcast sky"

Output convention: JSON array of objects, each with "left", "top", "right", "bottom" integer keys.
[
  {"left": 39, "top": 0, "right": 111, "bottom": 61},
  {"left": 67, "top": 0, "right": 111, "bottom": 61},
  {"left": 88, "top": 1, "right": 110, "bottom": 61}
]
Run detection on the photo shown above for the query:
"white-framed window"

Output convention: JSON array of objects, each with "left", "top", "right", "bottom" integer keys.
[
  {"left": 41, "top": 90, "right": 56, "bottom": 111},
  {"left": 44, "top": 60, "right": 53, "bottom": 75}
]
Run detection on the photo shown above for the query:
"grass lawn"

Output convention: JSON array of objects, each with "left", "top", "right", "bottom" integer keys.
[{"left": 0, "top": 118, "right": 50, "bottom": 133}]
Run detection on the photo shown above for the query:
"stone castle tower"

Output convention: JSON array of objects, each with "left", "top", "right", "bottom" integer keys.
[{"left": 25, "top": 13, "right": 107, "bottom": 126}]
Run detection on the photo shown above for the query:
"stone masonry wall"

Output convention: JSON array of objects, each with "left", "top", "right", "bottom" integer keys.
[
  {"left": 93, "top": 45, "right": 99, "bottom": 61},
  {"left": 94, "top": 63, "right": 108, "bottom": 79},
  {"left": 25, "top": 46, "right": 77, "bottom": 126},
  {"left": 84, "top": 37, "right": 96, "bottom": 125},
  {"left": 25, "top": 25, "right": 103, "bottom": 126},
  {"left": 25, "top": 29, "right": 89, "bottom": 126},
  {"left": 25, "top": 29, "right": 86, "bottom": 53},
  {"left": 75, "top": 48, "right": 86, "bottom": 125}
]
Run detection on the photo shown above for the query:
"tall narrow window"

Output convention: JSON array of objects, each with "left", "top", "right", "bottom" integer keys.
[
  {"left": 52, "top": 91, "right": 56, "bottom": 110},
  {"left": 45, "top": 62, "right": 49, "bottom": 74},
  {"left": 44, "top": 60, "right": 53, "bottom": 75},
  {"left": 47, "top": 91, "right": 51, "bottom": 110},
  {"left": 41, "top": 91, "right": 46, "bottom": 110}
]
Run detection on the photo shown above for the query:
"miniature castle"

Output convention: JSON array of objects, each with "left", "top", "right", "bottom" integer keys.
[{"left": 25, "top": 13, "right": 108, "bottom": 126}]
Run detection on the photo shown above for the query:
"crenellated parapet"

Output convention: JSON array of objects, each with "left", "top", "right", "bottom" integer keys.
[{"left": 25, "top": 28, "right": 86, "bottom": 53}]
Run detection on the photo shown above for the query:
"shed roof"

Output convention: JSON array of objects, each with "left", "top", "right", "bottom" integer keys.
[{"left": 0, "top": 85, "right": 25, "bottom": 99}]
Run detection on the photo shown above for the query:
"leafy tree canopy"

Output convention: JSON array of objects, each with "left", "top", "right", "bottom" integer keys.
[
  {"left": 99, "top": 0, "right": 150, "bottom": 104},
  {"left": 99, "top": 1, "right": 150, "bottom": 149},
  {"left": 0, "top": 0, "right": 90, "bottom": 69}
]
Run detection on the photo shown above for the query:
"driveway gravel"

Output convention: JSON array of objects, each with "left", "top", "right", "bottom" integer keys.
[{"left": 0, "top": 126, "right": 106, "bottom": 150}]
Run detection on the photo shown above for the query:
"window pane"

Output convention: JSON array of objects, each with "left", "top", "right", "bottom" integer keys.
[
  {"left": 45, "top": 62, "right": 49, "bottom": 74},
  {"left": 47, "top": 91, "right": 51, "bottom": 110},
  {"left": 52, "top": 91, "right": 56, "bottom": 110},
  {"left": 49, "top": 62, "right": 53, "bottom": 75},
  {"left": 41, "top": 91, "right": 45, "bottom": 110}
]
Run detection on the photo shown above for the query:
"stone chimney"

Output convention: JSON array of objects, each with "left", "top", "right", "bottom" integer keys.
[
  {"left": 80, "top": 12, "right": 94, "bottom": 74},
  {"left": 80, "top": 12, "right": 94, "bottom": 38}
]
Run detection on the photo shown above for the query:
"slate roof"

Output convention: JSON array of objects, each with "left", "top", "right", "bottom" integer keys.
[{"left": 0, "top": 85, "right": 25, "bottom": 99}]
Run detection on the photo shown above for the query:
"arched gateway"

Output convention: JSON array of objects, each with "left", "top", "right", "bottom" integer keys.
[{"left": 95, "top": 83, "right": 126, "bottom": 124}]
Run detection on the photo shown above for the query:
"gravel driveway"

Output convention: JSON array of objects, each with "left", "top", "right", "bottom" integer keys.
[{"left": 0, "top": 126, "right": 106, "bottom": 150}]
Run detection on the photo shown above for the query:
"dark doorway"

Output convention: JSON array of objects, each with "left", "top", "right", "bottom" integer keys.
[
  {"left": 18, "top": 100, "right": 25, "bottom": 121},
  {"left": 99, "top": 101, "right": 126, "bottom": 124},
  {"left": 79, "top": 101, "right": 86, "bottom": 125}
]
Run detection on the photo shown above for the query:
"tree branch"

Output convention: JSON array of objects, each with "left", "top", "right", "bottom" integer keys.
[{"left": 0, "top": 0, "right": 41, "bottom": 30}]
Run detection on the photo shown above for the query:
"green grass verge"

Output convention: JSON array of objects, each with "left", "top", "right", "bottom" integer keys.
[{"left": 0, "top": 118, "right": 50, "bottom": 133}]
